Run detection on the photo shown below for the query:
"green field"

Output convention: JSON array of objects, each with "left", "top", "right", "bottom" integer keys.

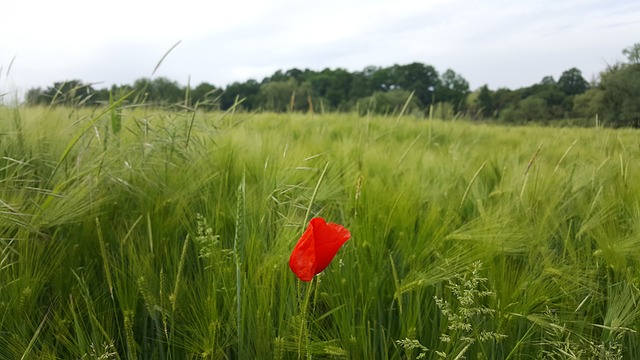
[{"left": 1, "top": 105, "right": 639, "bottom": 359}]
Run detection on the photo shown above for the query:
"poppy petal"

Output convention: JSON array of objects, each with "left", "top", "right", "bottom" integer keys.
[
  {"left": 289, "top": 217, "right": 350, "bottom": 282},
  {"left": 312, "top": 218, "right": 351, "bottom": 274},
  {"left": 288, "top": 222, "right": 317, "bottom": 281}
]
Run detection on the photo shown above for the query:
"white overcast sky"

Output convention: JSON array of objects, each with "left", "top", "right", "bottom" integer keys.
[{"left": 1, "top": 0, "right": 639, "bottom": 96}]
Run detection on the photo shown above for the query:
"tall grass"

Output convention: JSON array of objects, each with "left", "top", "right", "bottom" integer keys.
[{"left": 0, "top": 104, "right": 639, "bottom": 359}]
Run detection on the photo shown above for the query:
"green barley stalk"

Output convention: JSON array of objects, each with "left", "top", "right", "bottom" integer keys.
[
  {"left": 124, "top": 310, "right": 137, "bottom": 360},
  {"left": 396, "top": 90, "right": 415, "bottom": 124},
  {"left": 303, "top": 162, "right": 330, "bottom": 225},
  {"left": 171, "top": 235, "right": 190, "bottom": 312},
  {"left": 298, "top": 279, "right": 315, "bottom": 360},
  {"left": 297, "top": 162, "right": 330, "bottom": 359},
  {"left": 554, "top": 139, "right": 578, "bottom": 173},
  {"left": 160, "top": 269, "right": 169, "bottom": 341},
  {"left": 95, "top": 217, "right": 113, "bottom": 299},
  {"left": 459, "top": 161, "right": 487, "bottom": 209},
  {"left": 20, "top": 306, "right": 50, "bottom": 360},
  {"left": 234, "top": 173, "right": 246, "bottom": 357},
  {"left": 152, "top": 40, "right": 181, "bottom": 76},
  {"left": 146, "top": 213, "right": 154, "bottom": 255}
]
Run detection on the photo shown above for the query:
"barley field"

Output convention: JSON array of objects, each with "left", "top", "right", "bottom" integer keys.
[{"left": 0, "top": 104, "right": 639, "bottom": 359}]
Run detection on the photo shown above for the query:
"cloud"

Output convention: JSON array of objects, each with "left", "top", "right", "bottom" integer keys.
[{"left": 2, "top": 0, "right": 640, "bottom": 94}]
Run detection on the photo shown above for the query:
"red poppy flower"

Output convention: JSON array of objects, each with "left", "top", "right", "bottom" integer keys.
[{"left": 289, "top": 217, "right": 351, "bottom": 282}]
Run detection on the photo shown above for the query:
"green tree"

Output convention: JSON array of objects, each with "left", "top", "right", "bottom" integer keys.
[
  {"left": 394, "top": 63, "right": 440, "bottom": 108},
  {"left": 499, "top": 96, "right": 549, "bottom": 123},
  {"left": 600, "top": 63, "right": 640, "bottom": 127},
  {"left": 370, "top": 66, "right": 393, "bottom": 91},
  {"left": 476, "top": 85, "right": 495, "bottom": 118},
  {"left": 518, "top": 96, "right": 548, "bottom": 121},
  {"left": 492, "top": 88, "right": 518, "bottom": 116},
  {"left": 152, "top": 77, "right": 183, "bottom": 104},
  {"left": 24, "top": 87, "right": 45, "bottom": 105},
  {"left": 221, "top": 80, "right": 260, "bottom": 110},
  {"left": 558, "top": 68, "right": 589, "bottom": 95},
  {"left": 132, "top": 77, "right": 184, "bottom": 105},
  {"left": 572, "top": 88, "right": 604, "bottom": 119},
  {"left": 540, "top": 75, "right": 556, "bottom": 86},
  {"left": 622, "top": 43, "right": 640, "bottom": 64},
  {"left": 500, "top": 74, "right": 571, "bottom": 120},
  {"left": 310, "top": 68, "right": 353, "bottom": 110},
  {"left": 349, "top": 70, "right": 372, "bottom": 99},
  {"left": 42, "top": 80, "right": 96, "bottom": 106},
  {"left": 438, "top": 69, "right": 470, "bottom": 112},
  {"left": 90, "top": 88, "right": 111, "bottom": 105},
  {"left": 109, "top": 84, "right": 134, "bottom": 103},
  {"left": 285, "top": 68, "right": 315, "bottom": 84},
  {"left": 132, "top": 78, "right": 153, "bottom": 103},
  {"left": 295, "top": 81, "right": 315, "bottom": 112},
  {"left": 191, "top": 82, "right": 219, "bottom": 109},
  {"left": 259, "top": 79, "right": 297, "bottom": 112},
  {"left": 265, "top": 70, "right": 289, "bottom": 83},
  {"left": 536, "top": 85, "right": 567, "bottom": 118}
]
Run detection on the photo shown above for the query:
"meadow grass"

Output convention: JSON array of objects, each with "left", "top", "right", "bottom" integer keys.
[{"left": 0, "top": 104, "right": 639, "bottom": 359}]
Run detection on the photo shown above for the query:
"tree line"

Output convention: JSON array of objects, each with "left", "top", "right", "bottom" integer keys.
[
  {"left": 25, "top": 63, "right": 468, "bottom": 113},
  {"left": 469, "top": 43, "right": 640, "bottom": 128},
  {"left": 24, "top": 43, "right": 640, "bottom": 127}
]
